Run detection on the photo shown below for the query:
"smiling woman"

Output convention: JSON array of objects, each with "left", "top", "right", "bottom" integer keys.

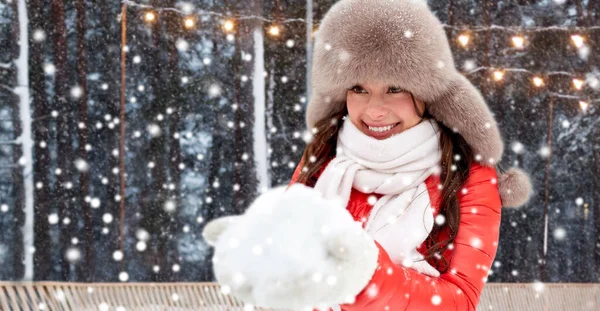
[
  {"left": 287, "top": 0, "right": 533, "bottom": 310},
  {"left": 346, "top": 82, "right": 428, "bottom": 140}
]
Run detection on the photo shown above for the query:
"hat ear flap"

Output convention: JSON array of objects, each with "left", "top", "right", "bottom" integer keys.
[{"left": 427, "top": 73, "right": 504, "bottom": 165}]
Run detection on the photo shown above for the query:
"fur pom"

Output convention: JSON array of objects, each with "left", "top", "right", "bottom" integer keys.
[{"left": 497, "top": 168, "right": 533, "bottom": 208}]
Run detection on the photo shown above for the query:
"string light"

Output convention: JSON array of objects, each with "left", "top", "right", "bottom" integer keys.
[
  {"left": 572, "top": 78, "right": 584, "bottom": 90},
  {"left": 129, "top": 3, "right": 598, "bottom": 113},
  {"left": 144, "top": 11, "right": 156, "bottom": 22},
  {"left": 184, "top": 16, "right": 195, "bottom": 29},
  {"left": 532, "top": 76, "right": 544, "bottom": 87},
  {"left": 571, "top": 34, "right": 584, "bottom": 48},
  {"left": 458, "top": 34, "right": 470, "bottom": 47},
  {"left": 223, "top": 20, "right": 235, "bottom": 32},
  {"left": 268, "top": 25, "right": 281, "bottom": 37},
  {"left": 511, "top": 36, "right": 525, "bottom": 49},
  {"left": 493, "top": 70, "right": 505, "bottom": 81}
]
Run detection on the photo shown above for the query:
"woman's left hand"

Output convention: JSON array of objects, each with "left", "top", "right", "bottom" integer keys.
[{"left": 202, "top": 184, "right": 380, "bottom": 310}]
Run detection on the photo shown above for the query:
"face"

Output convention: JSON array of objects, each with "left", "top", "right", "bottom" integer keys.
[{"left": 346, "top": 81, "right": 426, "bottom": 140}]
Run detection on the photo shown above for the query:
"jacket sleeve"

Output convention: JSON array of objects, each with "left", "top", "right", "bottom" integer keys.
[{"left": 340, "top": 164, "right": 503, "bottom": 311}]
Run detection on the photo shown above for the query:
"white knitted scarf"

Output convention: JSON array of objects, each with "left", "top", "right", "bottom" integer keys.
[{"left": 314, "top": 117, "right": 442, "bottom": 266}]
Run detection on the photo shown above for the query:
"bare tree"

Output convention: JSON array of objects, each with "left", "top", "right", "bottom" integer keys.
[
  {"left": 29, "top": 0, "right": 52, "bottom": 281},
  {"left": 76, "top": 0, "right": 92, "bottom": 282},
  {"left": 50, "top": 0, "right": 74, "bottom": 281},
  {"left": 8, "top": 0, "right": 25, "bottom": 281}
]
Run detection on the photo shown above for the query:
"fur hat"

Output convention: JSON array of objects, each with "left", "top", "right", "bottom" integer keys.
[{"left": 307, "top": 0, "right": 532, "bottom": 208}]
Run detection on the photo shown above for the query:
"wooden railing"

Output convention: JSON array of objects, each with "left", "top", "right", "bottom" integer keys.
[{"left": 0, "top": 282, "right": 598, "bottom": 310}]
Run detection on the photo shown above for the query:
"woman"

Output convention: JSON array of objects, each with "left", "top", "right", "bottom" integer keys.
[
  {"left": 203, "top": 0, "right": 534, "bottom": 310},
  {"left": 287, "top": 0, "right": 533, "bottom": 310}
]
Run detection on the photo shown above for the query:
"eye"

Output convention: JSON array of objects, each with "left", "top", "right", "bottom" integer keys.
[
  {"left": 348, "top": 85, "right": 367, "bottom": 94},
  {"left": 388, "top": 86, "right": 406, "bottom": 94}
]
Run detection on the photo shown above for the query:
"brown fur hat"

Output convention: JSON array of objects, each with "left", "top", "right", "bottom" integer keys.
[{"left": 307, "top": 0, "right": 532, "bottom": 208}]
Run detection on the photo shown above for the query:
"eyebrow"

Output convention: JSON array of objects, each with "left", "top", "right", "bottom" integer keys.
[{"left": 349, "top": 84, "right": 406, "bottom": 90}]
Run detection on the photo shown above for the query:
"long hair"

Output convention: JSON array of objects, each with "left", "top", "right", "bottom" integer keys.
[{"left": 295, "top": 94, "right": 474, "bottom": 273}]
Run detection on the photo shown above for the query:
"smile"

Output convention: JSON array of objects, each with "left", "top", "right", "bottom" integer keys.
[{"left": 363, "top": 121, "right": 401, "bottom": 137}]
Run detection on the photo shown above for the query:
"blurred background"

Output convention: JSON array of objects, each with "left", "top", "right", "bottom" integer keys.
[{"left": 0, "top": 0, "right": 598, "bottom": 283}]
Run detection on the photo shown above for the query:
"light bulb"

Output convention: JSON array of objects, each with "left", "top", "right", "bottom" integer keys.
[
  {"left": 572, "top": 78, "right": 584, "bottom": 90},
  {"left": 184, "top": 17, "right": 195, "bottom": 29},
  {"left": 571, "top": 35, "right": 584, "bottom": 48},
  {"left": 511, "top": 36, "right": 524, "bottom": 48},
  {"left": 458, "top": 34, "right": 470, "bottom": 47},
  {"left": 268, "top": 25, "right": 280, "bottom": 36},
  {"left": 223, "top": 20, "right": 234, "bottom": 32},
  {"left": 493, "top": 70, "right": 504, "bottom": 81},
  {"left": 532, "top": 76, "right": 544, "bottom": 87},
  {"left": 144, "top": 11, "right": 156, "bottom": 22}
]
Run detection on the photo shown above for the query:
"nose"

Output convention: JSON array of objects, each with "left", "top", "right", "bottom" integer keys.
[{"left": 366, "top": 96, "right": 388, "bottom": 120}]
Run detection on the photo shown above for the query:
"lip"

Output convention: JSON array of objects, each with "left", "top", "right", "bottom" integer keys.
[
  {"left": 363, "top": 121, "right": 399, "bottom": 127},
  {"left": 362, "top": 121, "right": 401, "bottom": 138}
]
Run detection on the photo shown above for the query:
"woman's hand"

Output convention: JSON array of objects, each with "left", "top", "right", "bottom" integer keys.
[{"left": 202, "top": 184, "right": 379, "bottom": 310}]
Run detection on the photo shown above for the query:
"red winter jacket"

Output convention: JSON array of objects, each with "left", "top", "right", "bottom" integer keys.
[{"left": 288, "top": 157, "right": 502, "bottom": 311}]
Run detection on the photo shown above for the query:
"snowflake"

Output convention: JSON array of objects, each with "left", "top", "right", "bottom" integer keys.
[
  {"left": 66, "top": 248, "right": 81, "bottom": 262},
  {"left": 553, "top": 227, "right": 566, "bottom": 240},
  {"left": 91, "top": 198, "right": 101, "bottom": 208},
  {"left": 431, "top": 294, "right": 442, "bottom": 305},
  {"left": 119, "top": 272, "right": 129, "bottom": 282}
]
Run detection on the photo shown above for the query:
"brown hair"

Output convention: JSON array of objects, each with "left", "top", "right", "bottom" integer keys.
[{"left": 295, "top": 94, "right": 474, "bottom": 273}]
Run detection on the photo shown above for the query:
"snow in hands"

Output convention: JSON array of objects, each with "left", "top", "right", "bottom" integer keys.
[{"left": 202, "top": 184, "right": 380, "bottom": 310}]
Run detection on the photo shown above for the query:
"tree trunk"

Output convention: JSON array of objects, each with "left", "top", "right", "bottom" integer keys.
[
  {"left": 9, "top": 0, "right": 25, "bottom": 281},
  {"left": 232, "top": 0, "right": 262, "bottom": 214},
  {"left": 76, "top": 0, "right": 92, "bottom": 282},
  {"left": 30, "top": 0, "right": 52, "bottom": 281},
  {"left": 50, "top": 0, "right": 73, "bottom": 281},
  {"left": 165, "top": 0, "right": 182, "bottom": 281},
  {"left": 139, "top": 0, "right": 171, "bottom": 282}
]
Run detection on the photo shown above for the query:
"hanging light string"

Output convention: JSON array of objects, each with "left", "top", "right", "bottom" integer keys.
[
  {"left": 123, "top": 0, "right": 598, "bottom": 112},
  {"left": 123, "top": 0, "right": 305, "bottom": 23},
  {"left": 124, "top": 1, "right": 600, "bottom": 31}
]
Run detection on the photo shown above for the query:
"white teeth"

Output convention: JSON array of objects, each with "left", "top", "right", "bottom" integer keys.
[{"left": 368, "top": 123, "right": 397, "bottom": 132}]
